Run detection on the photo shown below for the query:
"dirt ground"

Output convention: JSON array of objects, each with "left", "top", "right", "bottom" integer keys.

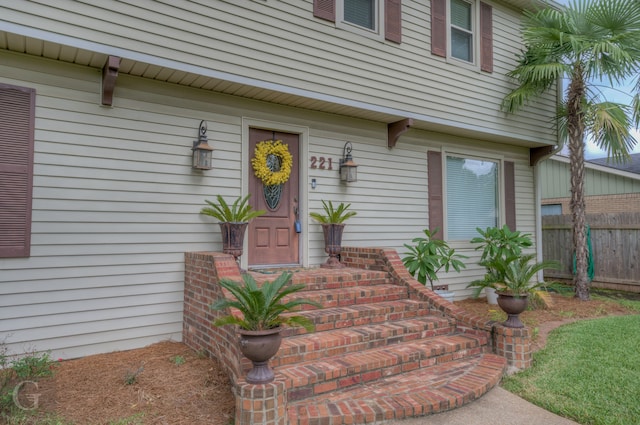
[{"left": 9, "top": 291, "right": 638, "bottom": 425}]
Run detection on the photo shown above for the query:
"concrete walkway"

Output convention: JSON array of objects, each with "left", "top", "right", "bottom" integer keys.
[{"left": 383, "top": 386, "right": 579, "bottom": 425}]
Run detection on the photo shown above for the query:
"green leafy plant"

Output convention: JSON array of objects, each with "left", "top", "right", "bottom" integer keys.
[
  {"left": 402, "top": 228, "right": 467, "bottom": 291},
  {"left": 123, "top": 365, "right": 144, "bottom": 386},
  {"left": 170, "top": 355, "right": 186, "bottom": 366},
  {"left": 467, "top": 225, "right": 534, "bottom": 297},
  {"left": 484, "top": 254, "right": 560, "bottom": 297},
  {"left": 201, "top": 194, "right": 265, "bottom": 223},
  {"left": 309, "top": 200, "right": 357, "bottom": 224},
  {"left": 471, "top": 225, "right": 532, "bottom": 263},
  {"left": 211, "top": 272, "right": 321, "bottom": 331}
]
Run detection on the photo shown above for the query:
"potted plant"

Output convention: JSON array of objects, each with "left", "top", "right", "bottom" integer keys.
[
  {"left": 200, "top": 194, "right": 265, "bottom": 262},
  {"left": 402, "top": 228, "right": 467, "bottom": 302},
  {"left": 310, "top": 200, "right": 357, "bottom": 268},
  {"left": 211, "top": 271, "right": 321, "bottom": 384},
  {"left": 467, "top": 225, "right": 533, "bottom": 304},
  {"left": 484, "top": 254, "right": 560, "bottom": 328}
]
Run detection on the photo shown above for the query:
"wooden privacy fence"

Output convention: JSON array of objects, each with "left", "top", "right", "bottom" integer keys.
[{"left": 542, "top": 213, "right": 640, "bottom": 293}]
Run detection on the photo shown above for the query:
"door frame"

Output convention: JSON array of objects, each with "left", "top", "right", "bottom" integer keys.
[{"left": 241, "top": 117, "right": 310, "bottom": 269}]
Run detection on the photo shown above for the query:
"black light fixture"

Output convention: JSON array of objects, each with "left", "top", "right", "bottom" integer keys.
[
  {"left": 339, "top": 142, "right": 358, "bottom": 183},
  {"left": 192, "top": 120, "right": 214, "bottom": 170}
]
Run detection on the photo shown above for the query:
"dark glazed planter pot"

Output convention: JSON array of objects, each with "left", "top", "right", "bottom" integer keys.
[
  {"left": 320, "top": 223, "right": 345, "bottom": 269},
  {"left": 219, "top": 222, "right": 248, "bottom": 261},
  {"left": 497, "top": 292, "right": 529, "bottom": 328},
  {"left": 238, "top": 327, "right": 283, "bottom": 384}
]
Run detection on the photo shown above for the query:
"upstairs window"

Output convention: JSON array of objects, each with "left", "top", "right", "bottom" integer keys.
[
  {"left": 450, "top": 0, "right": 474, "bottom": 63},
  {"left": 431, "top": 0, "right": 493, "bottom": 72},
  {"left": 314, "top": 0, "right": 402, "bottom": 43},
  {"left": 343, "top": 0, "right": 377, "bottom": 31}
]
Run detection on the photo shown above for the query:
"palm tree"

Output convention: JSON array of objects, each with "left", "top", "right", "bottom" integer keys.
[{"left": 502, "top": 0, "right": 640, "bottom": 300}]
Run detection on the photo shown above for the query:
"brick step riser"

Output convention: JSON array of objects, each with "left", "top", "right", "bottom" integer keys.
[
  {"left": 284, "top": 345, "right": 487, "bottom": 401},
  {"left": 281, "top": 302, "right": 433, "bottom": 337},
  {"left": 273, "top": 323, "right": 456, "bottom": 367},
  {"left": 283, "top": 285, "right": 409, "bottom": 312},
  {"left": 250, "top": 273, "right": 392, "bottom": 291}
]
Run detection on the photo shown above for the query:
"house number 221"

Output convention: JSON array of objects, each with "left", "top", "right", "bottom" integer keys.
[{"left": 309, "top": 156, "right": 334, "bottom": 170}]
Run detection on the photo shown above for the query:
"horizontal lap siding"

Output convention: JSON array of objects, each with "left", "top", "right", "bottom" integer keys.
[
  {"left": 0, "top": 53, "right": 243, "bottom": 358},
  {"left": 2, "top": 0, "right": 556, "bottom": 144},
  {"left": 0, "top": 50, "right": 537, "bottom": 355}
]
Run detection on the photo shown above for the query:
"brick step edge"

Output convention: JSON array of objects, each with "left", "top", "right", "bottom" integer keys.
[
  {"left": 281, "top": 299, "right": 434, "bottom": 337},
  {"left": 287, "top": 353, "right": 507, "bottom": 425},
  {"left": 280, "top": 333, "right": 490, "bottom": 399},
  {"left": 248, "top": 268, "right": 392, "bottom": 290},
  {"left": 273, "top": 316, "right": 455, "bottom": 367},
  {"left": 284, "top": 284, "right": 409, "bottom": 311}
]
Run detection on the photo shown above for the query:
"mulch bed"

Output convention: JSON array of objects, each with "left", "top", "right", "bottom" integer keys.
[{"left": 6, "top": 291, "right": 637, "bottom": 424}]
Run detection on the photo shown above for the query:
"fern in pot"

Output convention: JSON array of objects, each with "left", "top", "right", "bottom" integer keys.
[{"left": 211, "top": 271, "right": 320, "bottom": 384}]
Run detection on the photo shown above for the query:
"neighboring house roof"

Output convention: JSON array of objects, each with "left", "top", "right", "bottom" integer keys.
[
  {"left": 552, "top": 154, "right": 640, "bottom": 181},
  {"left": 588, "top": 153, "right": 640, "bottom": 175}
]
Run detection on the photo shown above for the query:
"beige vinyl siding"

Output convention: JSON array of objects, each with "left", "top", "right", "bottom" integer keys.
[
  {"left": 540, "top": 158, "right": 640, "bottom": 199},
  {"left": 1, "top": 0, "right": 556, "bottom": 145},
  {"left": 0, "top": 49, "right": 538, "bottom": 357}
]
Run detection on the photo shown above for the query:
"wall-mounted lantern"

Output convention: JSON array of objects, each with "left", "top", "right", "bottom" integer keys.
[
  {"left": 339, "top": 142, "right": 358, "bottom": 183},
  {"left": 192, "top": 120, "right": 214, "bottom": 170}
]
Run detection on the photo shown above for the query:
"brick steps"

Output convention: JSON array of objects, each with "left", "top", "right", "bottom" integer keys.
[
  {"left": 273, "top": 316, "right": 454, "bottom": 367},
  {"left": 281, "top": 299, "right": 432, "bottom": 336},
  {"left": 241, "top": 267, "right": 506, "bottom": 425},
  {"left": 279, "top": 333, "right": 488, "bottom": 401},
  {"left": 285, "top": 283, "right": 408, "bottom": 310},
  {"left": 287, "top": 354, "right": 506, "bottom": 424}
]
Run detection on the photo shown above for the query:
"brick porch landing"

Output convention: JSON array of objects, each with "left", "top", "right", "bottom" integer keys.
[{"left": 184, "top": 247, "right": 531, "bottom": 425}]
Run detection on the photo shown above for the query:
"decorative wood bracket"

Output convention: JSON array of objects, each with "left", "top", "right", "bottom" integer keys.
[
  {"left": 102, "top": 56, "right": 121, "bottom": 106},
  {"left": 387, "top": 118, "right": 413, "bottom": 149},
  {"left": 530, "top": 145, "right": 556, "bottom": 166}
]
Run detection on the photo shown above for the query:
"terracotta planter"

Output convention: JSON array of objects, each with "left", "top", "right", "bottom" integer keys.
[
  {"left": 320, "top": 223, "right": 345, "bottom": 269},
  {"left": 238, "top": 327, "right": 282, "bottom": 384},
  {"left": 219, "top": 222, "right": 248, "bottom": 261},
  {"left": 497, "top": 292, "right": 529, "bottom": 328}
]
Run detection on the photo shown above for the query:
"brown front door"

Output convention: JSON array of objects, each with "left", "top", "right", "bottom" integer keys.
[{"left": 248, "top": 129, "right": 300, "bottom": 266}]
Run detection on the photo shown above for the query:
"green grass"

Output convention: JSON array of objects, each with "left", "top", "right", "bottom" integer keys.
[{"left": 503, "top": 313, "right": 640, "bottom": 425}]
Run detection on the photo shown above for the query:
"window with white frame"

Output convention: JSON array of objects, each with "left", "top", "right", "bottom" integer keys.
[
  {"left": 449, "top": 0, "right": 475, "bottom": 63},
  {"left": 446, "top": 155, "right": 499, "bottom": 240},
  {"left": 338, "top": 0, "right": 383, "bottom": 38}
]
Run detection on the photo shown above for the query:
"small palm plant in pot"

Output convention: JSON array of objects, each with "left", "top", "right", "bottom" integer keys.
[
  {"left": 485, "top": 254, "right": 560, "bottom": 328},
  {"left": 211, "top": 271, "right": 321, "bottom": 384},
  {"left": 467, "top": 225, "right": 533, "bottom": 304},
  {"left": 310, "top": 200, "right": 357, "bottom": 268},
  {"left": 402, "top": 228, "right": 467, "bottom": 302},
  {"left": 201, "top": 194, "right": 265, "bottom": 262}
]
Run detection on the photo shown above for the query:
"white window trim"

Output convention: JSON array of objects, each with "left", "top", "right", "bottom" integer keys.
[
  {"left": 446, "top": 0, "right": 480, "bottom": 70},
  {"left": 442, "top": 149, "right": 505, "bottom": 245},
  {"left": 336, "top": 0, "right": 385, "bottom": 41}
]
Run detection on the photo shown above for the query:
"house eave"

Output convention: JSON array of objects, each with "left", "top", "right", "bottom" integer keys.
[{"left": 1, "top": 23, "right": 552, "bottom": 149}]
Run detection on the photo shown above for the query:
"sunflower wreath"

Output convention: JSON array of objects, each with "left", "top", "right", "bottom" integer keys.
[{"left": 251, "top": 140, "right": 293, "bottom": 186}]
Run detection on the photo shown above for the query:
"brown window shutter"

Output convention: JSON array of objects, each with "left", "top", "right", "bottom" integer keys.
[
  {"left": 480, "top": 2, "right": 493, "bottom": 72},
  {"left": 0, "top": 84, "right": 35, "bottom": 258},
  {"left": 430, "top": 0, "right": 446, "bottom": 57},
  {"left": 427, "top": 151, "right": 444, "bottom": 238},
  {"left": 504, "top": 161, "right": 516, "bottom": 231},
  {"left": 314, "top": 0, "right": 336, "bottom": 22},
  {"left": 385, "top": 0, "right": 402, "bottom": 43}
]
